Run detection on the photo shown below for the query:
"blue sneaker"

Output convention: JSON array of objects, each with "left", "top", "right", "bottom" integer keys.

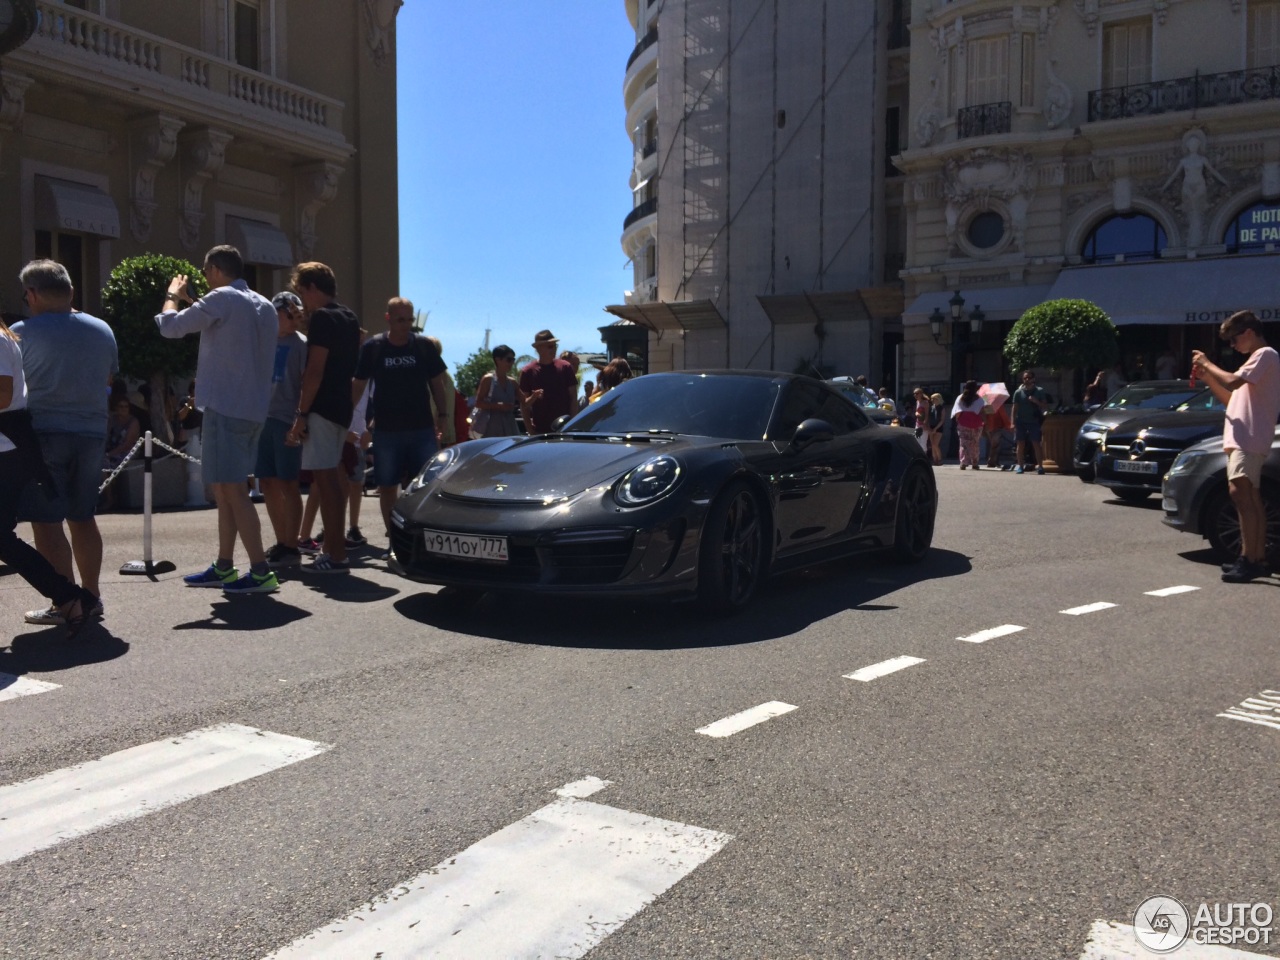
[
  {"left": 1014, "top": 465, "right": 1025, "bottom": 474},
  {"left": 184, "top": 563, "right": 238, "bottom": 587},
  {"left": 223, "top": 569, "right": 280, "bottom": 594}
]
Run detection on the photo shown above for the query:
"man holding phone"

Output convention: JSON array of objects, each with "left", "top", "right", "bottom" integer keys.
[{"left": 156, "top": 245, "right": 279, "bottom": 593}]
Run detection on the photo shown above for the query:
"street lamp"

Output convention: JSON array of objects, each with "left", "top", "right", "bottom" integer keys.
[
  {"left": 949, "top": 290, "right": 965, "bottom": 322},
  {"left": 968, "top": 304, "right": 985, "bottom": 336},
  {"left": 929, "top": 306, "right": 946, "bottom": 344}
]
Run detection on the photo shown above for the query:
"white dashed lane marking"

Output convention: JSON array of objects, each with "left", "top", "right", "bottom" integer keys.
[
  {"left": 1061, "top": 602, "right": 1117, "bottom": 616},
  {"left": 555, "top": 775, "right": 612, "bottom": 799},
  {"left": 1080, "top": 919, "right": 1272, "bottom": 958},
  {"left": 0, "top": 674, "right": 60, "bottom": 702},
  {"left": 264, "top": 784, "right": 732, "bottom": 960},
  {"left": 1145, "top": 585, "right": 1201, "bottom": 597},
  {"left": 1218, "top": 690, "right": 1280, "bottom": 732},
  {"left": 696, "top": 701, "right": 798, "bottom": 738},
  {"left": 844, "top": 656, "right": 926, "bottom": 682},
  {"left": 956, "top": 624, "right": 1025, "bottom": 644},
  {"left": 0, "top": 724, "right": 330, "bottom": 865}
]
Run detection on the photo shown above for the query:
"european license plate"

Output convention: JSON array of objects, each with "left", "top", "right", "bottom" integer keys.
[
  {"left": 422, "top": 529, "right": 508, "bottom": 562},
  {"left": 1112, "top": 459, "right": 1159, "bottom": 475}
]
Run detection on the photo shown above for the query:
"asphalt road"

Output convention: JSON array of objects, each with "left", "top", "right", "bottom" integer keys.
[{"left": 1, "top": 467, "right": 1277, "bottom": 959}]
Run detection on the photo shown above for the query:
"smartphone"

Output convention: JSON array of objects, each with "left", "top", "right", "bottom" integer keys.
[{"left": 184, "top": 279, "right": 200, "bottom": 303}]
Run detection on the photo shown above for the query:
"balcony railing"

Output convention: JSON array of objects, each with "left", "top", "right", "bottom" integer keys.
[
  {"left": 627, "top": 27, "right": 657, "bottom": 71},
  {"left": 956, "top": 101, "right": 1012, "bottom": 139},
  {"left": 623, "top": 197, "right": 657, "bottom": 231},
  {"left": 13, "top": 1, "right": 346, "bottom": 149},
  {"left": 1088, "top": 65, "right": 1280, "bottom": 122}
]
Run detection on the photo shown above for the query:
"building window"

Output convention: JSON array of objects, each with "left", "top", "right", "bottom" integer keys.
[
  {"left": 1020, "top": 34, "right": 1036, "bottom": 106},
  {"left": 1082, "top": 213, "right": 1167, "bottom": 264},
  {"left": 34, "top": 231, "right": 89, "bottom": 312},
  {"left": 1224, "top": 200, "right": 1280, "bottom": 252},
  {"left": 1248, "top": 0, "right": 1280, "bottom": 68},
  {"left": 233, "top": 0, "right": 261, "bottom": 71},
  {"left": 643, "top": 243, "right": 656, "bottom": 280},
  {"left": 967, "top": 212, "right": 1005, "bottom": 249},
  {"left": 884, "top": 106, "right": 901, "bottom": 177},
  {"left": 966, "top": 35, "right": 1009, "bottom": 106},
  {"left": 1102, "top": 19, "right": 1151, "bottom": 89}
]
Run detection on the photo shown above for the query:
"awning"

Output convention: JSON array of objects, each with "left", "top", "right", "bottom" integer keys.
[
  {"left": 903, "top": 284, "right": 1053, "bottom": 325},
  {"left": 604, "top": 299, "right": 725, "bottom": 334},
  {"left": 35, "top": 177, "right": 121, "bottom": 239},
  {"left": 226, "top": 217, "right": 294, "bottom": 267},
  {"left": 1046, "top": 256, "right": 1280, "bottom": 325},
  {"left": 758, "top": 291, "right": 871, "bottom": 327}
]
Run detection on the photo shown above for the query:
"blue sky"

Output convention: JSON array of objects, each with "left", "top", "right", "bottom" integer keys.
[{"left": 397, "top": 2, "right": 637, "bottom": 375}]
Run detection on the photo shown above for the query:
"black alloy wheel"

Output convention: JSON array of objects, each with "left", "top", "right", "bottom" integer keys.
[
  {"left": 1203, "top": 486, "right": 1280, "bottom": 566},
  {"left": 697, "top": 480, "right": 766, "bottom": 615},
  {"left": 891, "top": 465, "right": 936, "bottom": 563}
]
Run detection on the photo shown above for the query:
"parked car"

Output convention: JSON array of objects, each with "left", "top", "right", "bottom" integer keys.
[
  {"left": 1073, "top": 380, "right": 1211, "bottom": 481},
  {"left": 388, "top": 371, "right": 937, "bottom": 614},
  {"left": 1093, "top": 404, "right": 1225, "bottom": 502},
  {"left": 827, "top": 377, "right": 895, "bottom": 425},
  {"left": 1161, "top": 427, "right": 1280, "bottom": 566}
]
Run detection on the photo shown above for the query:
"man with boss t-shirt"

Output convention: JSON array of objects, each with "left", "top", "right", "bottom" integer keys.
[{"left": 352, "top": 297, "right": 449, "bottom": 555}]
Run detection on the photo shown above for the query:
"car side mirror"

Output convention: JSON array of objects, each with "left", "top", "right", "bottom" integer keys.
[
  {"left": 791, "top": 418, "right": 833, "bottom": 452},
  {"left": 551, "top": 414, "right": 571, "bottom": 432}
]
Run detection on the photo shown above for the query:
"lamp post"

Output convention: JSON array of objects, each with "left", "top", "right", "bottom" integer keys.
[{"left": 929, "top": 307, "right": 946, "bottom": 344}]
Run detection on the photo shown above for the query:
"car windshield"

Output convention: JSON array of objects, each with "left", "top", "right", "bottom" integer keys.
[
  {"left": 830, "top": 383, "right": 883, "bottom": 410},
  {"left": 562, "top": 373, "right": 782, "bottom": 440},
  {"left": 1174, "top": 389, "right": 1225, "bottom": 412},
  {"left": 1104, "top": 383, "right": 1203, "bottom": 410}
]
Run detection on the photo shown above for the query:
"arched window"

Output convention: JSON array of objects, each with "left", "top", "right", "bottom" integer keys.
[
  {"left": 1081, "top": 213, "right": 1167, "bottom": 264},
  {"left": 1223, "top": 200, "right": 1280, "bottom": 254}
]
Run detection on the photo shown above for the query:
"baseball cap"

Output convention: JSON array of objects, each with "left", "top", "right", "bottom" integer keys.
[{"left": 272, "top": 291, "right": 302, "bottom": 311}]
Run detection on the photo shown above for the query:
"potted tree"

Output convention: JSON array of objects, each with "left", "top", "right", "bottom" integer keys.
[
  {"left": 1003, "top": 298, "right": 1119, "bottom": 473},
  {"left": 101, "top": 253, "right": 207, "bottom": 505}
]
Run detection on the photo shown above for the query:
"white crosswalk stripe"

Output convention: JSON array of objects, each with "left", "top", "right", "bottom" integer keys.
[
  {"left": 0, "top": 673, "right": 60, "bottom": 702},
  {"left": 0, "top": 723, "right": 330, "bottom": 865},
  {"left": 845, "top": 656, "right": 926, "bottom": 682},
  {"left": 1061, "top": 602, "right": 1118, "bottom": 615},
  {"left": 264, "top": 787, "right": 732, "bottom": 960}
]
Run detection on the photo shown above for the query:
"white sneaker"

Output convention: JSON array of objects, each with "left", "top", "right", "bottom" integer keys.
[{"left": 24, "top": 597, "right": 104, "bottom": 625}]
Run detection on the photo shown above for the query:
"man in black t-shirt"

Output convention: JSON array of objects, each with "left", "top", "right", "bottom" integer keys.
[
  {"left": 287, "top": 262, "right": 361, "bottom": 572},
  {"left": 352, "top": 297, "right": 450, "bottom": 552}
]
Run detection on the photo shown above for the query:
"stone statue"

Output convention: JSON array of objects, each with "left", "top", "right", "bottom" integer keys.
[
  {"left": 1161, "top": 128, "right": 1227, "bottom": 247},
  {"left": 361, "top": 0, "right": 404, "bottom": 67},
  {"left": 1043, "top": 59, "right": 1072, "bottom": 130}
]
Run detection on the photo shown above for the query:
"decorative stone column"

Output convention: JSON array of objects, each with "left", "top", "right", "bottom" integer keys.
[
  {"left": 130, "top": 114, "right": 184, "bottom": 243},
  {"left": 0, "top": 71, "right": 34, "bottom": 161}
]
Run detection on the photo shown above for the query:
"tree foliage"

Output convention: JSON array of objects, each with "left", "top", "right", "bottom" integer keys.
[
  {"left": 1004, "top": 298, "right": 1119, "bottom": 373},
  {"left": 101, "top": 253, "right": 207, "bottom": 382},
  {"left": 453, "top": 347, "right": 496, "bottom": 397}
]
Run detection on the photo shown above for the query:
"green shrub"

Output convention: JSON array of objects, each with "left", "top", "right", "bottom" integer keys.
[
  {"left": 101, "top": 253, "right": 207, "bottom": 383},
  {"left": 1004, "top": 298, "right": 1119, "bottom": 373}
]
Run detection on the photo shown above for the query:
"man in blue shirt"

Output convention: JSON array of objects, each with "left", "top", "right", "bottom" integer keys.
[
  {"left": 157, "top": 245, "right": 279, "bottom": 593},
  {"left": 12, "top": 259, "right": 118, "bottom": 627}
]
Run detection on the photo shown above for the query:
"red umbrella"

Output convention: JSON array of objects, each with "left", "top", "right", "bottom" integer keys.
[{"left": 977, "top": 382, "right": 1010, "bottom": 410}]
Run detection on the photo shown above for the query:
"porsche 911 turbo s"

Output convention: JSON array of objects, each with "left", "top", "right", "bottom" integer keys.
[{"left": 387, "top": 371, "right": 937, "bottom": 614}]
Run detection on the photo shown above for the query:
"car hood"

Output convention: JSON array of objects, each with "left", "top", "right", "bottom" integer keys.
[
  {"left": 436, "top": 434, "right": 704, "bottom": 503},
  {"left": 1083, "top": 406, "right": 1185, "bottom": 433},
  {"left": 1106, "top": 409, "right": 1224, "bottom": 444}
]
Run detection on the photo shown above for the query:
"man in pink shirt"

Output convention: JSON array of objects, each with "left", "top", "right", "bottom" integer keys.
[{"left": 1192, "top": 310, "right": 1280, "bottom": 583}]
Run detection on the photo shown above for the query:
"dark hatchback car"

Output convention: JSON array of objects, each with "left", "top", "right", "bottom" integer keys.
[
  {"left": 388, "top": 371, "right": 936, "bottom": 614},
  {"left": 1094, "top": 403, "right": 1225, "bottom": 501},
  {"left": 1073, "top": 380, "right": 1208, "bottom": 480},
  {"left": 1162, "top": 428, "right": 1280, "bottom": 565}
]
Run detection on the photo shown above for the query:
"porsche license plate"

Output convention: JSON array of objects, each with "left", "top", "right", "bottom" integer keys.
[
  {"left": 422, "top": 529, "right": 508, "bottom": 562},
  {"left": 1112, "top": 459, "right": 1159, "bottom": 475}
]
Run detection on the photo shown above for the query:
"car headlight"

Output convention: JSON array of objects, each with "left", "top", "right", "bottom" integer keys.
[
  {"left": 1167, "top": 449, "right": 1206, "bottom": 477},
  {"left": 405, "top": 445, "right": 460, "bottom": 493},
  {"left": 614, "top": 455, "right": 681, "bottom": 507}
]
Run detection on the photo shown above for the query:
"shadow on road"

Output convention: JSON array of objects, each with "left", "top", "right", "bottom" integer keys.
[
  {"left": 1, "top": 625, "right": 129, "bottom": 676},
  {"left": 288, "top": 570, "right": 400, "bottom": 603},
  {"left": 391, "top": 548, "right": 972, "bottom": 650},
  {"left": 173, "top": 597, "right": 312, "bottom": 631}
]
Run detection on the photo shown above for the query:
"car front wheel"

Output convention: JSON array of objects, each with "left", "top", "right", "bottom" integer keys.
[
  {"left": 697, "top": 480, "right": 766, "bottom": 615},
  {"left": 891, "top": 465, "right": 936, "bottom": 563},
  {"left": 1204, "top": 485, "right": 1280, "bottom": 565}
]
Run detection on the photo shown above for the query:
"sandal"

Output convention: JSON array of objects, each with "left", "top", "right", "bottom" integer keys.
[{"left": 57, "top": 589, "right": 98, "bottom": 641}]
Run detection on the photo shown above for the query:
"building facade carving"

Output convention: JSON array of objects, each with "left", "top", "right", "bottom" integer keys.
[
  {"left": 130, "top": 114, "right": 184, "bottom": 243},
  {"left": 179, "top": 127, "right": 232, "bottom": 250}
]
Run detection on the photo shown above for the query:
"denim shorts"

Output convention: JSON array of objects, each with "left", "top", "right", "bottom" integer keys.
[
  {"left": 17, "top": 432, "right": 105, "bottom": 523},
  {"left": 300, "top": 413, "right": 347, "bottom": 471},
  {"left": 373, "top": 428, "right": 438, "bottom": 487},
  {"left": 1014, "top": 422, "right": 1043, "bottom": 444},
  {"left": 202, "top": 409, "right": 264, "bottom": 485},
  {"left": 255, "top": 418, "right": 302, "bottom": 481}
]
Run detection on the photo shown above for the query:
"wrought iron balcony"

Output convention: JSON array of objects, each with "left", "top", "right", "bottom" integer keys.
[
  {"left": 623, "top": 197, "right": 657, "bottom": 231},
  {"left": 1088, "top": 65, "right": 1280, "bottom": 122},
  {"left": 956, "top": 101, "right": 1011, "bottom": 139},
  {"left": 626, "top": 27, "right": 657, "bottom": 71}
]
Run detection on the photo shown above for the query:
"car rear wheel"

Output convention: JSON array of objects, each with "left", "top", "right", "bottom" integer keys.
[
  {"left": 697, "top": 480, "right": 766, "bottom": 615},
  {"left": 1077, "top": 465, "right": 1095, "bottom": 483},
  {"left": 1204, "top": 486, "right": 1280, "bottom": 565},
  {"left": 1113, "top": 488, "right": 1153, "bottom": 503},
  {"left": 891, "top": 465, "right": 936, "bottom": 563}
]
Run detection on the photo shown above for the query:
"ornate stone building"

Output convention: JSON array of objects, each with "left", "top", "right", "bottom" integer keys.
[
  {"left": 607, "top": 0, "right": 911, "bottom": 385},
  {"left": 0, "top": 0, "right": 401, "bottom": 325},
  {"left": 896, "top": 0, "right": 1280, "bottom": 396}
]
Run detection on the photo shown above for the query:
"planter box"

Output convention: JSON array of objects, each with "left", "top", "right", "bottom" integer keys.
[{"left": 1040, "top": 413, "right": 1088, "bottom": 474}]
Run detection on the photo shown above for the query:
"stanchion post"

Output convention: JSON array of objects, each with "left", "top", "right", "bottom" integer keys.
[{"left": 120, "top": 430, "right": 176, "bottom": 578}]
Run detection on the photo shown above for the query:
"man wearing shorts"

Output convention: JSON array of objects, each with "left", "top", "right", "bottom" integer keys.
[
  {"left": 12, "top": 259, "right": 118, "bottom": 625},
  {"left": 158, "top": 245, "right": 279, "bottom": 593},
  {"left": 287, "top": 262, "right": 361, "bottom": 573},
  {"left": 1192, "top": 310, "right": 1280, "bottom": 583},
  {"left": 256, "top": 292, "right": 308, "bottom": 566},
  {"left": 352, "top": 297, "right": 449, "bottom": 555},
  {"left": 1011, "top": 370, "right": 1049, "bottom": 475}
]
